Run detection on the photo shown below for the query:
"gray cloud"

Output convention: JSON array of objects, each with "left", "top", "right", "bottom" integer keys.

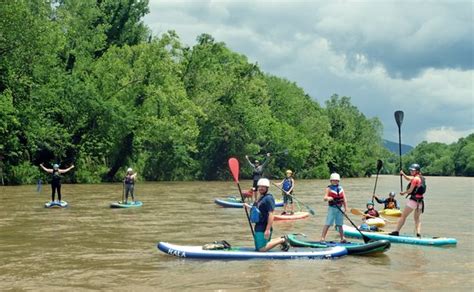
[{"left": 144, "top": 0, "right": 473, "bottom": 145}]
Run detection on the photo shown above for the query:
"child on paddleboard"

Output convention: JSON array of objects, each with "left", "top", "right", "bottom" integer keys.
[
  {"left": 275, "top": 169, "right": 295, "bottom": 215},
  {"left": 321, "top": 173, "right": 348, "bottom": 243}
]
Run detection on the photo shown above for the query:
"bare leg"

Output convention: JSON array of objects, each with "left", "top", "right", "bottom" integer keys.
[
  {"left": 259, "top": 237, "right": 286, "bottom": 252},
  {"left": 414, "top": 208, "right": 422, "bottom": 235},
  {"left": 321, "top": 225, "right": 330, "bottom": 241},
  {"left": 337, "top": 225, "right": 345, "bottom": 241},
  {"left": 394, "top": 206, "right": 414, "bottom": 232}
]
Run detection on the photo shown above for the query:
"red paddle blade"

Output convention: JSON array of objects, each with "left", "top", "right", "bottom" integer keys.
[{"left": 228, "top": 157, "right": 240, "bottom": 183}]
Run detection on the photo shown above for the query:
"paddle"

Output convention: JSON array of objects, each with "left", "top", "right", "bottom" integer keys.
[
  {"left": 371, "top": 159, "right": 383, "bottom": 203},
  {"left": 122, "top": 182, "right": 125, "bottom": 204},
  {"left": 228, "top": 157, "right": 255, "bottom": 237},
  {"left": 271, "top": 183, "right": 315, "bottom": 215},
  {"left": 36, "top": 179, "right": 42, "bottom": 195},
  {"left": 333, "top": 204, "right": 371, "bottom": 243},
  {"left": 350, "top": 208, "right": 396, "bottom": 223},
  {"left": 394, "top": 110, "right": 404, "bottom": 192}
]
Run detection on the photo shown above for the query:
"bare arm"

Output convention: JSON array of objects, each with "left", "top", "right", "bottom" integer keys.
[
  {"left": 40, "top": 164, "right": 53, "bottom": 174},
  {"left": 288, "top": 178, "right": 295, "bottom": 193},
  {"left": 245, "top": 155, "right": 255, "bottom": 168},
  {"left": 59, "top": 165, "right": 74, "bottom": 174},
  {"left": 323, "top": 188, "right": 332, "bottom": 202},
  {"left": 400, "top": 170, "right": 413, "bottom": 181}
]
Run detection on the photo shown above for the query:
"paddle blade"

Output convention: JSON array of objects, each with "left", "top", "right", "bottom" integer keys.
[
  {"left": 394, "top": 110, "right": 404, "bottom": 127},
  {"left": 350, "top": 208, "right": 365, "bottom": 216},
  {"left": 376, "top": 159, "right": 383, "bottom": 172},
  {"left": 228, "top": 157, "right": 240, "bottom": 183}
]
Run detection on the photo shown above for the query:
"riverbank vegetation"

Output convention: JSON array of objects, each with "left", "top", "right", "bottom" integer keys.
[{"left": 1, "top": 1, "right": 471, "bottom": 184}]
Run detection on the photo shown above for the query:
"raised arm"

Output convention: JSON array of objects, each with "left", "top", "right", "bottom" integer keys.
[
  {"left": 261, "top": 153, "right": 271, "bottom": 167},
  {"left": 39, "top": 163, "right": 53, "bottom": 174},
  {"left": 245, "top": 155, "right": 255, "bottom": 168},
  {"left": 59, "top": 165, "right": 74, "bottom": 174}
]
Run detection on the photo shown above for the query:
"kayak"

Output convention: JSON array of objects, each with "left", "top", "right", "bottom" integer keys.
[
  {"left": 157, "top": 242, "right": 347, "bottom": 260},
  {"left": 45, "top": 201, "right": 68, "bottom": 208},
  {"left": 274, "top": 211, "right": 310, "bottom": 221},
  {"left": 214, "top": 196, "right": 284, "bottom": 208},
  {"left": 366, "top": 218, "right": 386, "bottom": 227},
  {"left": 286, "top": 233, "right": 390, "bottom": 255},
  {"left": 379, "top": 209, "right": 402, "bottom": 217},
  {"left": 110, "top": 201, "right": 143, "bottom": 208},
  {"left": 342, "top": 225, "right": 457, "bottom": 246}
]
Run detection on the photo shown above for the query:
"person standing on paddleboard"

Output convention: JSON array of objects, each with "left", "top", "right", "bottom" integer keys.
[
  {"left": 275, "top": 169, "right": 295, "bottom": 215},
  {"left": 389, "top": 163, "right": 426, "bottom": 237},
  {"left": 374, "top": 191, "right": 399, "bottom": 209},
  {"left": 124, "top": 168, "right": 137, "bottom": 203},
  {"left": 245, "top": 153, "right": 271, "bottom": 200},
  {"left": 320, "top": 173, "right": 348, "bottom": 243},
  {"left": 40, "top": 163, "right": 74, "bottom": 203},
  {"left": 245, "top": 178, "right": 290, "bottom": 252}
]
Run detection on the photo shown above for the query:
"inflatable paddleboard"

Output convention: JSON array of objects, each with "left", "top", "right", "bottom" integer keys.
[
  {"left": 366, "top": 218, "right": 386, "bottom": 227},
  {"left": 214, "top": 196, "right": 284, "bottom": 208},
  {"left": 379, "top": 209, "right": 402, "bottom": 217},
  {"left": 342, "top": 225, "right": 457, "bottom": 246},
  {"left": 274, "top": 211, "right": 310, "bottom": 221},
  {"left": 110, "top": 201, "right": 143, "bottom": 208},
  {"left": 45, "top": 201, "right": 68, "bottom": 208},
  {"left": 286, "top": 233, "right": 390, "bottom": 255},
  {"left": 157, "top": 242, "right": 347, "bottom": 260}
]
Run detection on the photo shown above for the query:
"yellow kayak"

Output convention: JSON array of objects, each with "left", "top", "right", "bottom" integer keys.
[
  {"left": 379, "top": 209, "right": 402, "bottom": 217},
  {"left": 366, "top": 218, "right": 386, "bottom": 227}
]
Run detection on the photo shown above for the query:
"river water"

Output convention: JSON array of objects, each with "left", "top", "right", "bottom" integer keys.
[{"left": 1, "top": 175, "right": 473, "bottom": 291}]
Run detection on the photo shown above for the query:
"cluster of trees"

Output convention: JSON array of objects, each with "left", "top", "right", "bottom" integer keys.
[{"left": 0, "top": 1, "right": 470, "bottom": 185}]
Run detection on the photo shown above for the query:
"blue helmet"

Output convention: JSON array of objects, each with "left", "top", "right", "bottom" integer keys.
[{"left": 367, "top": 201, "right": 374, "bottom": 206}]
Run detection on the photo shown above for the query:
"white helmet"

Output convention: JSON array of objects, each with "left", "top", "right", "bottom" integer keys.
[
  {"left": 330, "top": 173, "right": 340, "bottom": 181},
  {"left": 127, "top": 168, "right": 133, "bottom": 172},
  {"left": 257, "top": 178, "right": 270, "bottom": 187}
]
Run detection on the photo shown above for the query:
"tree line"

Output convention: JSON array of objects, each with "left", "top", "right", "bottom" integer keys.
[{"left": 0, "top": 1, "right": 471, "bottom": 185}]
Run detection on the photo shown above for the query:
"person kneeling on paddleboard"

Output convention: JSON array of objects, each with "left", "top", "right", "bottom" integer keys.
[
  {"left": 320, "top": 173, "right": 348, "bottom": 243},
  {"left": 245, "top": 178, "right": 290, "bottom": 252},
  {"left": 389, "top": 163, "right": 426, "bottom": 237},
  {"left": 374, "top": 191, "right": 399, "bottom": 209}
]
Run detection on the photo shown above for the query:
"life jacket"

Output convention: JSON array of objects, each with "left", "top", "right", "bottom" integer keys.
[
  {"left": 328, "top": 184, "right": 344, "bottom": 206},
  {"left": 408, "top": 175, "right": 426, "bottom": 201},
  {"left": 282, "top": 178, "right": 293, "bottom": 192},
  {"left": 250, "top": 193, "right": 271, "bottom": 223},
  {"left": 385, "top": 197, "right": 397, "bottom": 209},
  {"left": 51, "top": 170, "right": 61, "bottom": 184},
  {"left": 407, "top": 175, "right": 426, "bottom": 213},
  {"left": 124, "top": 174, "right": 135, "bottom": 185},
  {"left": 365, "top": 209, "right": 378, "bottom": 217}
]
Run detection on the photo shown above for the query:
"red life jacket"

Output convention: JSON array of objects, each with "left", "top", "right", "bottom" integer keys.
[{"left": 328, "top": 184, "right": 344, "bottom": 206}]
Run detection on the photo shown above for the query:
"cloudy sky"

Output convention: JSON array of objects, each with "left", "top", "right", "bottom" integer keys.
[{"left": 144, "top": 0, "right": 473, "bottom": 146}]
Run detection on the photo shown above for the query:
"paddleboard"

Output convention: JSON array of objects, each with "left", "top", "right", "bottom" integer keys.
[
  {"left": 286, "top": 233, "right": 390, "bottom": 255},
  {"left": 379, "top": 209, "right": 402, "bottom": 217},
  {"left": 274, "top": 211, "right": 310, "bottom": 221},
  {"left": 110, "top": 201, "right": 143, "bottom": 208},
  {"left": 157, "top": 242, "right": 347, "bottom": 260},
  {"left": 45, "top": 201, "right": 68, "bottom": 208},
  {"left": 342, "top": 225, "right": 457, "bottom": 246},
  {"left": 366, "top": 217, "right": 386, "bottom": 227},
  {"left": 214, "top": 196, "right": 284, "bottom": 208}
]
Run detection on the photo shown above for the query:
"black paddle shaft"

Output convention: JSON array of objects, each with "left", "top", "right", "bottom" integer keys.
[
  {"left": 334, "top": 205, "right": 371, "bottom": 243},
  {"left": 394, "top": 111, "right": 404, "bottom": 192}
]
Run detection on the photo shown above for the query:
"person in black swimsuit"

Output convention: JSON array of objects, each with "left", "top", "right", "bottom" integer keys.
[{"left": 40, "top": 163, "right": 74, "bottom": 202}]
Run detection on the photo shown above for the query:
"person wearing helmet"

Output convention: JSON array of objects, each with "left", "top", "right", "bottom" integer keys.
[
  {"left": 373, "top": 191, "right": 399, "bottom": 209},
  {"left": 245, "top": 178, "right": 289, "bottom": 252},
  {"left": 275, "top": 169, "right": 295, "bottom": 215},
  {"left": 123, "top": 168, "right": 138, "bottom": 204},
  {"left": 245, "top": 153, "right": 271, "bottom": 200},
  {"left": 363, "top": 201, "right": 380, "bottom": 219},
  {"left": 321, "top": 173, "right": 348, "bottom": 243},
  {"left": 389, "top": 163, "right": 426, "bottom": 237},
  {"left": 39, "top": 163, "right": 75, "bottom": 203}
]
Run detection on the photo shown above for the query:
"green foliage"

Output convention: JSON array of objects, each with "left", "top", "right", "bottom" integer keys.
[{"left": 1, "top": 1, "right": 469, "bottom": 184}]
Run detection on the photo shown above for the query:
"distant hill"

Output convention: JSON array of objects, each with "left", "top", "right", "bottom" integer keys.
[{"left": 383, "top": 139, "right": 413, "bottom": 155}]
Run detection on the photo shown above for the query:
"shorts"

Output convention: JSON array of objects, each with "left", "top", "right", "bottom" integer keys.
[
  {"left": 254, "top": 230, "right": 272, "bottom": 250},
  {"left": 325, "top": 206, "right": 344, "bottom": 226},
  {"left": 406, "top": 199, "right": 423, "bottom": 210},
  {"left": 283, "top": 193, "right": 293, "bottom": 204}
]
